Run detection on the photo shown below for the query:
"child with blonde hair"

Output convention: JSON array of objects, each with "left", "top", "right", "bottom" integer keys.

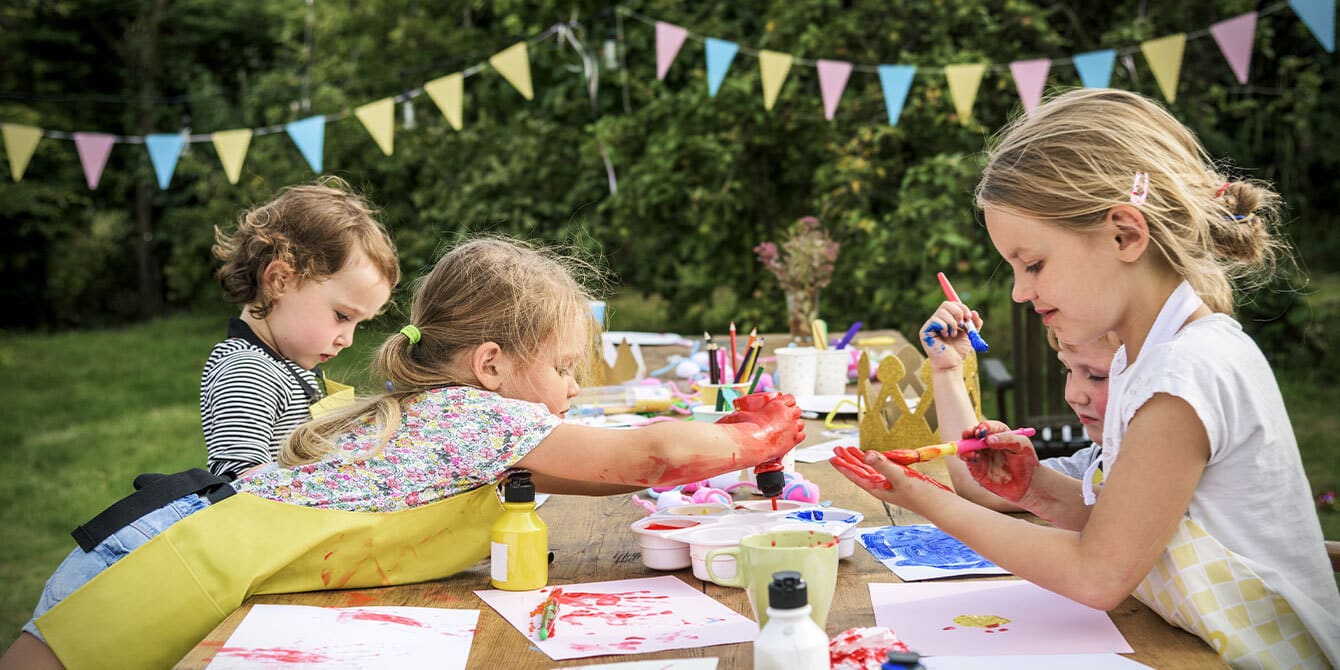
[
  {"left": 3, "top": 237, "right": 805, "bottom": 670},
  {"left": 835, "top": 89, "right": 1339, "bottom": 668},
  {"left": 204, "top": 176, "right": 399, "bottom": 479}
]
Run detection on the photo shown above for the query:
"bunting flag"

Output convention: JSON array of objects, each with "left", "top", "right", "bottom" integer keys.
[
  {"left": 211, "top": 128, "right": 252, "bottom": 185},
  {"left": 489, "top": 42, "right": 534, "bottom": 100},
  {"left": 1210, "top": 13, "right": 1258, "bottom": 84},
  {"left": 655, "top": 21, "right": 689, "bottom": 80},
  {"left": 285, "top": 115, "right": 326, "bottom": 173},
  {"left": 705, "top": 38, "right": 739, "bottom": 97},
  {"left": 1072, "top": 49, "right": 1117, "bottom": 89},
  {"left": 876, "top": 65, "right": 916, "bottom": 127},
  {"left": 1141, "top": 33, "right": 1187, "bottom": 103},
  {"left": 758, "top": 50, "right": 794, "bottom": 111},
  {"left": 424, "top": 73, "right": 464, "bottom": 130},
  {"left": 355, "top": 98, "right": 396, "bottom": 156},
  {"left": 1288, "top": 0, "right": 1334, "bottom": 52},
  {"left": 944, "top": 63, "right": 987, "bottom": 124},
  {"left": 816, "top": 59, "right": 853, "bottom": 121},
  {"left": 72, "top": 132, "right": 114, "bottom": 190},
  {"left": 145, "top": 133, "right": 184, "bottom": 189},
  {"left": 2, "top": 123, "right": 42, "bottom": 181},
  {"left": 1009, "top": 58, "right": 1052, "bottom": 115}
]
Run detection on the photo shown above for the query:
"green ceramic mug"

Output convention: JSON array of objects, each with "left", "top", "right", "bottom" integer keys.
[{"left": 705, "top": 529, "right": 839, "bottom": 628}]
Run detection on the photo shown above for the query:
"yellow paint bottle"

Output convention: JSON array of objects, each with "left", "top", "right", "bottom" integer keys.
[{"left": 490, "top": 471, "right": 548, "bottom": 591}]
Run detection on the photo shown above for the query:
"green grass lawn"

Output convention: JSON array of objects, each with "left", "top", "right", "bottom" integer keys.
[{"left": 1, "top": 310, "right": 1336, "bottom": 648}]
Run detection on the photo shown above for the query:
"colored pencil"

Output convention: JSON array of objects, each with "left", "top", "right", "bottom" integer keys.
[
  {"left": 935, "top": 272, "right": 990, "bottom": 353},
  {"left": 729, "top": 322, "right": 738, "bottom": 377},
  {"left": 747, "top": 365, "right": 765, "bottom": 394},
  {"left": 812, "top": 319, "right": 829, "bottom": 350},
  {"left": 834, "top": 321, "right": 864, "bottom": 350},
  {"left": 705, "top": 332, "right": 719, "bottom": 384},
  {"left": 735, "top": 338, "right": 762, "bottom": 384},
  {"left": 745, "top": 327, "right": 758, "bottom": 355}
]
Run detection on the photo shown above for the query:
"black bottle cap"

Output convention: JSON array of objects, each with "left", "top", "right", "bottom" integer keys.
[
  {"left": 767, "top": 571, "right": 808, "bottom": 610},
  {"left": 756, "top": 469, "right": 786, "bottom": 498},
  {"left": 502, "top": 471, "right": 536, "bottom": 503}
]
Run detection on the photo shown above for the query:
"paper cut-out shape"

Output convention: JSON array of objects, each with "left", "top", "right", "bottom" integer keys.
[
  {"left": 211, "top": 129, "right": 252, "bottom": 185},
  {"left": 1289, "top": 0, "right": 1335, "bottom": 52},
  {"left": 1210, "top": 12, "right": 1258, "bottom": 84},
  {"left": 944, "top": 63, "right": 987, "bottom": 124},
  {"left": 593, "top": 338, "right": 640, "bottom": 385},
  {"left": 2, "top": 123, "right": 42, "bottom": 181},
  {"left": 285, "top": 115, "right": 326, "bottom": 173},
  {"left": 73, "top": 132, "right": 115, "bottom": 190},
  {"left": 705, "top": 38, "right": 739, "bottom": 97},
  {"left": 1140, "top": 33, "right": 1187, "bottom": 103},
  {"left": 1008, "top": 59, "right": 1051, "bottom": 116},
  {"left": 1072, "top": 49, "right": 1116, "bottom": 89},
  {"left": 145, "top": 133, "right": 184, "bottom": 190},
  {"left": 877, "top": 65, "right": 916, "bottom": 127},
  {"left": 817, "top": 59, "right": 853, "bottom": 120},
  {"left": 355, "top": 98, "right": 396, "bottom": 156},
  {"left": 424, "top": 73, "right": 464, "bottom": 130},
  {"left": 656, "top": 22, "right": 689, "bottom": 80},
  {"left": 758, "top": 49, "right": 794, "bottom": 111},
  {"left": 490, "top": 42, "right": 534, "bottom": 100}
]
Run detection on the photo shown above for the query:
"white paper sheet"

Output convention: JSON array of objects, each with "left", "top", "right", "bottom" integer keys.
[
  {"left": 924, "top": 654, "right": 1151, "bottom": 669},
  {"left": 206, "top": 605, "right": 478, "bottom": 669}
]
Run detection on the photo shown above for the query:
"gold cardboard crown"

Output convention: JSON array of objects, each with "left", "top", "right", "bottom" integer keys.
[
  {"left": 855, "top": 350, "right": 985, "bottom": 516},
  {"left": 592, "top": 338, "right": 640, "bottom": 386}
]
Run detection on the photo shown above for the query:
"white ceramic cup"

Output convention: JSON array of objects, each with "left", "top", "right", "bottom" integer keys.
[
  {"left": 773, "top": 346, "right": 819, "bottom": 396},
  {"left": 814, "top": 348, "right": 852, "bottom": 395}
]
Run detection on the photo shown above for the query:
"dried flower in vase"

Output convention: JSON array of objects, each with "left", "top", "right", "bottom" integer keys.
[{"left": 754, "top": 216, "right": 840, "bottom": 340}]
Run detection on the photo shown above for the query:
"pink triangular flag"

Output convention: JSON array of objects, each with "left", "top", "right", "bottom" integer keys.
[
  {"left": 73, "top": 132, "right": 115, "bottom": 190},
  {"left": 816, "top": 59, "right": 853, "bottom": 121},
  {"left": 1009, "top": 58, "right": 1051, "bottom": 115},
  {"left": 656, "top": 22, "right": 689, "bottom": 81},
  {"left": 1210, "top": 12, "right": 1258, "bottom": 84}
]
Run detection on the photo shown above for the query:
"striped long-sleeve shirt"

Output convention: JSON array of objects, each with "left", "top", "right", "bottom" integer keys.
[{"left": 199, "top": 318, "right": 321, "bottom": 480}]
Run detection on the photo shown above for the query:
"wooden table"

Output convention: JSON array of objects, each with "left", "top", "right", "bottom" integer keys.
[{"left": 176, "top": 335, "right": 1224, "bottom": 668}]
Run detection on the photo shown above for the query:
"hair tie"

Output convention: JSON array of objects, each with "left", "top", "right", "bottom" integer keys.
[
  {"left": 399, "top": 324, "right": 421, "bottom": 344},
  {"left": 1215, "top": 182, "right": 1232, "bottom": 198}
]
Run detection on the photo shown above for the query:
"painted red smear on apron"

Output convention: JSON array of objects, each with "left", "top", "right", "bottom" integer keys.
[
  {"left": 336, "top": 610, "right": 426, "bottom": 627},
  {"left": 217, "top": 647, "right": 330, "bottom": 663}
]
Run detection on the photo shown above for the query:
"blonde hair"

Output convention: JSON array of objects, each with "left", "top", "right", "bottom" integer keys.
[
  {"left": 976, "top": 88, "right": 1289, "bottom": 314},
  {"left": 1045, "top": 326, "right": 1120, "bottom": 354},
  {"left": 213, "top": 176, "right": 400, "bottom": 318},
  {"left": 282, "top": 236, "right": 600, "bottom": 465}
]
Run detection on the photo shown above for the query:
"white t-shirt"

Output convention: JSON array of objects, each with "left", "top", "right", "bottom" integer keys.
[{"left": 1102, "top": 313, "right": 1340, "bottom": 661}]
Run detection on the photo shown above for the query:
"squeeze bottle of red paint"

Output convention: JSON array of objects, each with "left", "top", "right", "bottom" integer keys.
[
  {"left": 490, "top": 471, "right": 548, "bottom": 591},
  {"left": 754, "top": 571, "right": 829, "bottom": 670}
]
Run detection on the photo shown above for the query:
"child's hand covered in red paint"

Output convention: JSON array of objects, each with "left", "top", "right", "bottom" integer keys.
[
  {"left": 919, "top": 301, "right": 982, "bottom": 372},
  {"left": 829, "top": 446, "right": 952, "bottom": 506},
  {"left": 717, "top": 392, "right": 806, "bottom": 463},
  {"left": 959, "top": 420, "right": 1039, "bottom": 502}
]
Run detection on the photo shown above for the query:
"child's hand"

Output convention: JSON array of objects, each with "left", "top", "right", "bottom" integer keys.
[
  {"left": 718, "top": 392, "right": 806, "bottom": 461},
  {"left": 919, "top": 301, "right": 982, "bottom": 372},
  {"left": 959, "top": 420, "right": 1039, "bottom": 502},
  {"left": 829, "top": 446, "right": 953, "bottom": 506}
]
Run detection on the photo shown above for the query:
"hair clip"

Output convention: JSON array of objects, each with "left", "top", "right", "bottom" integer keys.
[
  {"left": 1129, "top": 172, "right": 1150, "bottom": 207},
  {"left": 399, "top": 324, "right": 421, "bottom": 344},
  {"left": 1214, "top": 181, "right": 1232, "bottom": 198}
]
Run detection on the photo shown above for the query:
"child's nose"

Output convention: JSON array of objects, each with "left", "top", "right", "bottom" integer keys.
[{"left": 1011, "top": 275, "right": 1034, "bottom": 303}]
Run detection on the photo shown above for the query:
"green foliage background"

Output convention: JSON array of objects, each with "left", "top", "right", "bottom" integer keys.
[{"left": 2, "top": 0, "right": 1337, "bottom": 369}]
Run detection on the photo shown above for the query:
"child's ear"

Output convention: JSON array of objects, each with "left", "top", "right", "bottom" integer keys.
[
  {"left": 1105, "top": 205, "right": 1151, "bottom": 262},
  {"left": 260, "top": 260, "right": 297, "bottom": 298},
  {"left": 471, "top": 342, "right": 507, "bottom": 391}
]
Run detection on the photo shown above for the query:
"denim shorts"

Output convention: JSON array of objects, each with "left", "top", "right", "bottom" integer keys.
[{"left": 22, "top": 493, "right": 210, "bottom": 642}]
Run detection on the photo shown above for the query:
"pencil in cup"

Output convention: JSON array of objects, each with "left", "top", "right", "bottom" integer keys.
[
  {"left": 935, "top": 272, "right": 990, "bottom": 353},
  {"left": 884, "top": 427, "right": 1036, "bottom": 465}
]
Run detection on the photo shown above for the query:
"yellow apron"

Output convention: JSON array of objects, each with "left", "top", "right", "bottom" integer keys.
[
  {"left": 35, "top": 484, "right": 503, "bottom": 669},
  {"left": 309, "top": 377, "right": 356, "bottom": 418},
  {"left": 1133, "top": 517, "right": 1330, "bottom": 669}
]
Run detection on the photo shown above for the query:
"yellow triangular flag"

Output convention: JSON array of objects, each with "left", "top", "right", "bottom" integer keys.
[
  {"left": 758, "top": 50, "right": 794, "bottom": 111},
  {"left": 489, "top": 42, "right": 533, "bottom": 100},
  {"left": 211, "top": 128, "right": 253, "bottom": 185},
  {"left": 1141, "top": 33, "right": 1186, "bottom": 103},
  {"left": 424, "top": 73, "right": 464, "bottom": 130},
  {"left": 944, "top": 63, "right": 987, "bottom": 124},
  {"left": 355, "top": 98, "right": 395, "bottom": 156},
  {"left": 2, "top": 123, "right": 42, "bottom": 182}
]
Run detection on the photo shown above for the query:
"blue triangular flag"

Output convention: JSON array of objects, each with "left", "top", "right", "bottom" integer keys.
[
  {"left": 1289, "top": 0, "right": 1335, "bottom": 52},
  {"left": 285, "top": 115, "right": 326, "bottom": 173},
  {"left": 705, "top": 38, "right": 740, "bottom": 97},
  {"left": 144, "top": 133, "right": 184, "bottom": 190},
  {"left": 876, "top": 65, "right": 916, "bottom": 126},
  {"left": 1073, "top": 49, "right": 1117, "bottom": 89}
]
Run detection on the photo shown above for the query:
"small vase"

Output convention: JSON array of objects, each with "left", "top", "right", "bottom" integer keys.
[{"left": 785, "top": 289, "right": 819, "bottom": 343}]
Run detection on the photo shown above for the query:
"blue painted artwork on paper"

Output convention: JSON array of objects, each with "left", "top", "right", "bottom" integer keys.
[{"left": 860, "top": 525, "right": 996, "bottom": 570}]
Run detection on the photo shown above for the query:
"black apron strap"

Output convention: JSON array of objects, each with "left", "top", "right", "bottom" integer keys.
[{"left": 70, "top": 468, "right": 235, "bottom": 552}]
